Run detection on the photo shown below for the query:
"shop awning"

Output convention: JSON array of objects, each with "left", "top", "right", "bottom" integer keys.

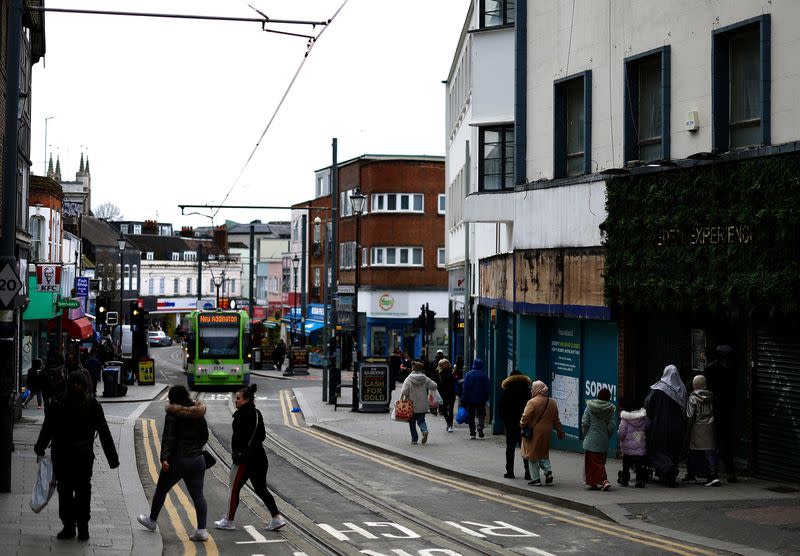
[
  {"left": 287, "top": 320, "right": 325, "bottom": 335},
  {"left": 62, "top": 316, "right": 93, "bottom": 340}
]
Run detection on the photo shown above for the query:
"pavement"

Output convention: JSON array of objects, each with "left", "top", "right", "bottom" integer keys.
[
  {"left": 292, "top": 375, "right": 800, "bottom": 556},
  {"left": 0, "top": 392, "right": 164, "bottom": 555}
]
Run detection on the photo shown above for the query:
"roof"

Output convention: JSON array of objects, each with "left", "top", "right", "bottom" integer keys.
[
  {"left": 128, "top": 235, "right": 194, "bottom": 260},
  {"left": 227, "top": 221, "right": 291, "bottom": 239},
  {"left": 315, "top": 154, "right": 445, "bottom": 173},
  {"left": 81, "top": 216, "right": 126, "bottom": 248}
]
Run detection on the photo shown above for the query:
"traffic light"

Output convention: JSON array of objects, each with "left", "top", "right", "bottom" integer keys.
[
  {"left": 96, "top": 294, "right": 109, "bottom": 325},
  {"left": 426, "top": 308, "right": 436, "bottom": 334}
]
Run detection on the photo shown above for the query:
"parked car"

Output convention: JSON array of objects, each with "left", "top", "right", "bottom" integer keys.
[{"left": 148, "top": 330, "right": 173, "bottom": 347}]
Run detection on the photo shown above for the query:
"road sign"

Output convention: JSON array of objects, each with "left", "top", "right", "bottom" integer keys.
[
  {"left": 75, "top": 277, "right": 89, "bottom": 297},
  {"left": 57, "top": 299, "right": 81, "bottom": 309},
  {"left": 0, "top": 264, "right": 21, "bottom": 307},
  {"left": 106, "top": 311, "right": 118, "bottom": 325}
]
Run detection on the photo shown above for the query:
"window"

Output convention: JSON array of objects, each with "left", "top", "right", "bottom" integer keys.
[
  {"left": 123, "top": 265, "right": 130, "bottom": 292},
  {"left": 133, "top": 224, "right": 142, "bottom": 234},
  {"left": 131, "top": 265, "right": 138, "bottom": 289},
  {"left": 554, "top": 71, "right": 592, "bottom": 178},
  {"left": 713, "top": 16, "right": 770, "bottom": 151},
  {"left": 29, "top": 216, "right": 44, "bottom": 261},
  {"left": 370, "top": 247, "right": 423, "bottom": 267},
  {"left": 438, "top": 194, "right": 446, "bottom": 215},
  {"left": 171, "top": 252, "right": 180, "bottom": 261},
  {"left": 362, "top": 248, "right": 368, "bottom": 267},
  {"left": 481, "top": 0, "right": 514, "bottom": 27},
  {"left": 119, "top": 224, "right": 129, "bottom": 234},
  {"left": 437, "top": 248, "right": 446, "bottom": 268},
  {"left": 370, "top": 194, "right": 424, "bottom": 213},
  {"left": 339, "top": 241, "right": 357, "bottom": 269},
  {"left": 173, "top": 278, "right": 179, "bottom": 294},
  {"left": 159, "top": 277, "right": 165, "bottom": 294},
  {"left": 313, "top": 267, "right": 321, "bottom": 287},
  {"left": 148, "top": 278, "right": 154, "bottom": 295},
  {"left": 186, "top": 277, "right": 192, "bottom": 295},
  {"left": 624, "top": 47, "right": 671, "bottom": 163},
  {"left": 479, "top": 126, "right": 514, "bottom": 191},
  {"left": 146, "top": 252, "right": 154, "bottom": 261},
  {"left": 183, "top": 251, "right": 196, "bottom": 262},
  {"left": 231, "top": 279, "right": 236, "bottom": 293}
]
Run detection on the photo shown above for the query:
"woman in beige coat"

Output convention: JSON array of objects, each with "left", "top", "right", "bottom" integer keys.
[{"left": 520, "top": 381, "right": 564, "bottom": 486}]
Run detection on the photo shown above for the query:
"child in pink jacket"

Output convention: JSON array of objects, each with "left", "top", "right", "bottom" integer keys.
[{"left": 617, "top": 406, "right": 649, "bottom": 487}]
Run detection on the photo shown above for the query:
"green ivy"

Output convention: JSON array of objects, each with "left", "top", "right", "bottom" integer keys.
[{"left": 603, "top": 153, "right": 800, "bottom": 317}]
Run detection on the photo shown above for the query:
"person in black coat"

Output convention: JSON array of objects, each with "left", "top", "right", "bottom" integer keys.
[
  {"left": 24, "top": 358, "right": 44, "bottom": 409},
  {"left": 436, "top": 358, "right": 457, "bottom": 432},
  {"left": 214, "top": 384, "right": 286, "bottom": 532},
  {"left": 644, "top": 365, "right": 687, "bottom": 487},
  {"left": 273, "top": 339, "right": 287, "bottom": 371},
  {"left": 137, "top": 385, "right": 210, "bottom": 542},
  {"left": 499, "top": 370, "right": 533, "bottom": 479},
  {"left": 34, "top": 372, "right": 119, "bottom": 541}
]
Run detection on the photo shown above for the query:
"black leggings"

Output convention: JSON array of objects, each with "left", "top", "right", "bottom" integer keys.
[
  {"left": 150, "top": 455, "right": 207, "bottom": 529},
  {"left": 227, "top": 461, "right": 279, "bottom": 519}
]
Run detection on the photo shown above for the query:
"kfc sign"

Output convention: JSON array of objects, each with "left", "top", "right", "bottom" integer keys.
[{"left": 36, "top": 264, "right": 62, "bottom": 293}]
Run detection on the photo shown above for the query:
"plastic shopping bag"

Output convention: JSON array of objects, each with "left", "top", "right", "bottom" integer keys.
[
  {"left": 455, "top": 405, "right": 468, "bottom": 424},
  {"left": 428, "top": 390, "right": 443, "bottom": 410},
  {"left": 30, "top": 456, "right": 56, "bottom": 513}
]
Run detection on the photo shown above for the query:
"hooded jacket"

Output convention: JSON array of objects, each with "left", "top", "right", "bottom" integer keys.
[
  {"left": 687, "top": 389, "right": 716, "bottom": 450},
  {"left": 161, "top": 401, "right": 209, "bottom": 461},
  {"left": 232, "top": 400, "right": 268, "bottom": 464},
  {"left": 618, "top": 408, "right": 649, "bottom": 456},
  {"left": 437, "top": 363, "right": 456, "bottom": 404},
  {"left": 581, "top": 399, "right": 617, "bottom": 453},
  {"left": 400, "top": 370, "right": 438, "bottom": 413},
  {"left": 461, "top": 358, "right": 490, "bottom": 405},
  {"left": 499, "top": 373, "right": 532, "bottom": 428}
]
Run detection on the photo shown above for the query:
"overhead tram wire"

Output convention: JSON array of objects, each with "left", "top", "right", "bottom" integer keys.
[{"left": 211, "top": 0, "right": 351, "bottom": 220}]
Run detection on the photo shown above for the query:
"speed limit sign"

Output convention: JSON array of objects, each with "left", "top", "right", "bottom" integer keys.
[{"left": 0, "top": 264, "right": 21, "bottom": 307}]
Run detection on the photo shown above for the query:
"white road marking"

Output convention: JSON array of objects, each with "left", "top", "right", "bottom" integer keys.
[
  {"left": 523, "top": 547, "right": 558, "bottom": 556},
  {"left": 235, "top": 524, "right": 287, "bottom": 545}
]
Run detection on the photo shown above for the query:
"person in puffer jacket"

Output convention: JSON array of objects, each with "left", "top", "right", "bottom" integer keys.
[
  {"left": 617, "top": 405, "right": 649, "bottom": 488},
  {"left": 461, "top": 357, "right": 490, "bottom": 439},
  {"left": 683, "top": 375, "right": 720, "bottom": 486},
  {"left": 399, "top": 361, "right": 439, "bottom": 444},
  {"left": 581, "top": 387, "right": 617, "bottom": 491}
]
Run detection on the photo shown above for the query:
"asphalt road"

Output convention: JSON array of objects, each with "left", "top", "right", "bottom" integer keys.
[{"left": 130, "top": 346, "right": 724, "bottom": 556}]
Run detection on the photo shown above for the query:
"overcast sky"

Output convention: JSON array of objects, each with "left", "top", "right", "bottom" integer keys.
[{"left": 32, "top": 0, "right": 470, "bottom": 228}]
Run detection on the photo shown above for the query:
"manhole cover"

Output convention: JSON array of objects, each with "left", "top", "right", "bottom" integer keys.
[{"left": 765, "top": 485, "right": 800, "bottom": 494}]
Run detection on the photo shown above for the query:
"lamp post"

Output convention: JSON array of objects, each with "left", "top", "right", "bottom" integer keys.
[
  {"left": 349, "top": 188, "right": 367, "bottom": 412},
  {"left": 213, "top": 271, "right": 225, "bottom": 308},
  {"left": 285, "top": 253, "right": 300, "bottom": 376},
  {"left": 117, "top": 234, "right": 126, "bottom": 354},
  {"left": 315, "top": 216, "right": 329, "bottom": 402}
]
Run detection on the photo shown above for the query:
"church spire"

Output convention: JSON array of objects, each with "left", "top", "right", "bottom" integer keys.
[
  {"left": 79, "top": 153, "right": 85, "bottom": 175},
  {"left": 55, "top": 156, "right": 62, "bottom": 181},
  {"left": 46, "top": 154, "right": 54, "bottom": 179},
  {"left": 85, "top": 157, "right": 90, "bottom": 175}
]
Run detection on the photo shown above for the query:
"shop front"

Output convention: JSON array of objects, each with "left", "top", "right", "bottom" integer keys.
[
  {"left": 22, "top": 275, "right": 58, "bottom": 373},
  {"left": 364, "top": 290, "right": 448, "bottom": 359},
  {"left": 603, "top": 152, "right": 800, "bottom": 480},
  {"left": 478, "top": 250, "right": 618, "bottom": 452}
]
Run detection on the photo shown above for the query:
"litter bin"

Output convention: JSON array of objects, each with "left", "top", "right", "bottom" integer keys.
[
  {"left": 251, "top": 347, "right": 262, "bottom": 370},
  {"left": 102, "top": 362, "right": 122, "bottom": 397}
]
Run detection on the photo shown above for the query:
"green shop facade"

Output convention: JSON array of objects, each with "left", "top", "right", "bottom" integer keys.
[
  {"left": 476, "top": 248, "right": 619, "bottom": 456},
  {"left": 603, "top": 152, "right": 800, "bottom": 483}
]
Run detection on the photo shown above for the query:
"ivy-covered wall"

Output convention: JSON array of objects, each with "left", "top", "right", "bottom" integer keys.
[{"left": 603, "top": 153, "right": 800, "bottom": 316}]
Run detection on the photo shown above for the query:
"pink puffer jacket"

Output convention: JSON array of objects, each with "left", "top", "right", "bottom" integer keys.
[{"left": 617, "top": 408, "right": 649, "bottom": 456}]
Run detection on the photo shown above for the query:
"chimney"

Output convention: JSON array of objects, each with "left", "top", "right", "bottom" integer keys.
[
  {"left": 213, "top": 225, "right": 228, "bottom": 253},
  {"left": 180, "top": 226, "right": 194, "bottom": 238},
  {"left": 143, "top": 220, "right": 158, "bottom": 234}
]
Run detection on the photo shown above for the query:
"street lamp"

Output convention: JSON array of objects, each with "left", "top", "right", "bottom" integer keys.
[
  {"left": 315, "top": 215, "right": 330, "bottom": 402},
  {"left": 349, "top": 188, "right": 367, "bottom": 412},
  {"left": 117, "top": 234, "right": 126, "bottom": 354},
  {"left": 213, "top": 271, "right": 226, "bottom": 308},
  {"left": 291, "top": 253, "right": 300, "bottom": 347}
]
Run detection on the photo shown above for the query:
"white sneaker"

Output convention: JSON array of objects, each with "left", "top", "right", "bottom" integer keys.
[
  {"left": 189, "top": 528, "right": 209, "bottom": 542},
  {"left": 447, "top": 426, "right": 453, "bottom": 433},
  {"left": 137, "top": 514, "right": 157, "bottom": 531},
  {"left": 265, "top": 515, "right": 286, "bottom": 531},
  {"left": 214, "top": 517, "right": 236, "bottom": 530}
]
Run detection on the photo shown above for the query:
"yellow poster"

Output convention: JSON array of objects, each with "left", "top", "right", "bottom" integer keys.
[{"left": 138, "top": 358, "right": 155, "bottom": 385}]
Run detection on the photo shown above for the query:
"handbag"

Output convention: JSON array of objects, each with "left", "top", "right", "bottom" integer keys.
[
  {"left": 393, "top": 399, "right": 414, "bottom": 422},
  {"left": 232, "top": 410, "right": 260, "bottom": 465},
  {"left": 521, "top": 399, "right": 550, "bottom": 440},
  {"left": 202, "top": 449, "right": 216, "bottom": 469}
]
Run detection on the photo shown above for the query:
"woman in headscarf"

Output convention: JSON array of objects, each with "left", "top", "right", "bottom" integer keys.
[
  {"left": 644, "top": 364, "right": 687, "bottom": 487},
  {"left": 520, "top": 381, "right": 564, "bottom": 486}
]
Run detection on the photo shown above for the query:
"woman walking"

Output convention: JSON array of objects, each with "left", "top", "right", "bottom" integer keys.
[
  {"left": 137, "top": 385, "right": 210, "bottom": 541},
  {"left": 399, "top": 361, "right": 439, "bottom": 444},
  {"left": 520, "top": 381, "right": 564, "bottom": 486},
  {"left": 499, "top": 370, "right": 532, "bottom": 479},
  {"left": 35, "top": 372, "right": 119, "bottom": 541},
  {"left": 581, "top": 387, "right": 617, "bottom": 491},
  {"left": 436, "top": 358, "right": 456, "bottom": 432},
  {"left": 644, "top": 364, "right": 687, "bottom": 487},
  {"left": 215, "top": 384, "right": 286, "bottom": 532}
]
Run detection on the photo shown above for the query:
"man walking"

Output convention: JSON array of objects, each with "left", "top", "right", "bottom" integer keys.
[{"left": 461, "top": 358, "right": 490, "bottom": 439}]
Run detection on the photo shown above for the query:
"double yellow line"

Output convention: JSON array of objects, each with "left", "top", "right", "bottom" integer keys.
[
  {"left": 140, "top": 418, "right": 220, "bottom": 556},
  {"left": 276, "top": 390, "right": 718, "bottom": 556}
]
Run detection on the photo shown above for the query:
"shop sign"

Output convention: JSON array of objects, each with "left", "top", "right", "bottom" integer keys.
[
  {"left": 138, "top": 358, "right": 155, "bottom": 385},
  {"left": 56, "top": 298, "right": 80, "bottom": 309},
  {"left": 449, "top": 268, "right": 466, "bottom": 300},
  {"left": 75, "top": 277, "right": 89, "bottom": 297},
  {"left": 359, "top": 362, "right": 390, "bottom": 411},
  {"left": 290, "top": 348, "right": 309, "bottom": 369},
  {"left": 548, "top": 320, "right": 581, "bottom": 449},
  {"left": 369, "top": 292, "right": 408, "bottom": 317},
  {"left": 36, "top": 263, "right": 61, "bottom": 293}
]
